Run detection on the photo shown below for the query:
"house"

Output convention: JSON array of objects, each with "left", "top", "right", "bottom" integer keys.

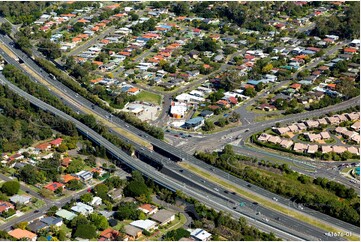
[
  {"left": 76, "top": 170, "right": 93, "bottom": 181},
  {"left": 290, "top": 83, "right": 301, "bottom": 90},
  {"left": 199, "top": 110, "right": 214, "bottom": 118},
  {"left": 49, "top": 138, "right": 63, "bottom": 147},
  {"left": 273, "top": 127, "right": 289, "bottom": 135},
  {"left": 267, "top": 135, "right": 282, "bottom": 144},
  {"left": 333, "top": 146, "right": 347, "bottom": 154},
  {"left": 287, "top": 124, "right": 299, "bottom": 133},
  {"left": 257, "top": 103, "right": 276, "bottom": 111},
  {"left": 293, "top": 143, "right": 307, "bottom": 153},
  {"left": 127, "top": 87, "right": 141, "bottom": 95},
  {"left": 305, "top": 120, "right": 319, "bottom": 128},
  {"left": 89, "top": 197, "right": 102, "bottom": 206},
  {"left": 62, "top": 174, "right": 79, "bottom": 183},
  {"left": 216, "top": 100, "right": 230, "bottom": 108},
  {"left": 55, "top": 209, "right": 77, "bottom": 221},
  {"left": 307, "top": 144, "right": 319, "bottom": 154},
  {"left": 9, "top": 195, "right": 31, "bottom": 205},
  {"left": 191, "top": 228, "right": 212, "bottom": 241},
  {"left": 295, "top": 123, "right": 307, "bottom": 131},
  {"left": 189, "top": 50, "right": 200, "bottom": 59},
  {"left": 35, "top": 142, "right": 51, "bottom": 151},
  {"left": 8, "top": 229, "right": 37, "bottom": 241},
  {"left": 130, "top": 220, "right": 157, "bottom": 231},
  {"left": 258, "top": 133, "right": 271, "bottom": 142},
  {"left": 138, "top": 204, "right": 158, "bottom": 215},
  {"left": 346, "top": 112, "right": 359, "bottom": 121},
  {"left": 347, "top": 146, "right": 359, "bottom": 155},
  {"left": 62, "top": 157, "right": 72, "bottom": 167},
  {"left": 351, "top": 121, "right": 360, "bottom": 131},
  {"left": 27, "top": 220, "right": 48, "bottom": 233},
  {"left": 0, "top": 201, "right": 15, "bottom": 214},
  {"left": 124, "top": 225, "right": 142, "bottom": 240},
  {"left": 150, "top": 210, "right": 175, "bottom": 226},
  {"left": 326, "top": 116, "right": 341, "bottom": 125},
  {"left": 184, "top": 117, "right": 204, "bottom": 130},
  {"left": 99, "top": 228, "right": 120, "bottom": 241},
  {"left": 305, "top": 133, "right": 322, "bottom": 142},
  {"left": 71, "top": 202, "right": 94, "bottom": 215},
  {"left": 44, "top": 182, "right": 65, "bottom": 192},
  {"left": 40, "top": 216, "right": 63, "bottom": 227},
  {"left": 317, "top": 118, "right": 328, "bottom": 126},
  {"left": 279, "top": 139, "right": 293, "bottom": 149},
  {"left": 320, "top": 131, "right": 331, "bottom": 140},
  {"left": 322, "top": 146, "right": 333, "bottom": 154}
]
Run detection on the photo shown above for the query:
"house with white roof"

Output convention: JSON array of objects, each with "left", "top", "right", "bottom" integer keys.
[
  {"left": 130, "top": 220, "right": 157, "bottom": 231},
  {"left": 191, "top": 228, "right": 212, "bottom": 241},
  {"left": 71, "top": 202, "right": 94, "bottom": 215}
]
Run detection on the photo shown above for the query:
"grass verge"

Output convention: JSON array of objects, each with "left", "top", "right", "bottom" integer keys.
[
  {"left": 179, "top": 162, "right": 359, "bottom": 241},
  {"left": 135, "top": 90, "right": 162, "bottom": 105}
]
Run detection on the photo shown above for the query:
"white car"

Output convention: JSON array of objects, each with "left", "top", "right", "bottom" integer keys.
[{"left": 272, "top": 197, "right": 278, "bottom": 201}]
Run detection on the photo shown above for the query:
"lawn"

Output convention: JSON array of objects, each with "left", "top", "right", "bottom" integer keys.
[
  {"left": 147, "top": 214, "right": 187, "bottom": 240},
  {"left": 135, "top": 91, "right": 162, "bottom": 105},
  {"left": 178, "top": 162, "right": 359, "bottom": 241}
]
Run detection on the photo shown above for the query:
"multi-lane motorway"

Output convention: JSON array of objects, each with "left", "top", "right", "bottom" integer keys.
[{"left": 0, "top": 33, "right": 359, "bottom": 240}]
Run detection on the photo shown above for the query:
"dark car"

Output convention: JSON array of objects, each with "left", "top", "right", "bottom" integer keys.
[
  {"left": 231, "top": 192, "right": 236, "bottom": 195},
  {"left": 224, "top": 190, "right": 229, "bottom": 194},
  {"left": 179, "top": 169, "right": 184, "bottom": 172},
  {"left": 34, "top": 210, "right": 39, "bottom": 213},
  {"left": 253, "top": 202, "right": 259, "bottom": 205},
  {"left": 247, "top": 184, "right": 252, "bottom": 188},
  {"left": 275, "top": 217, "right": 280, "bottom": 221}
]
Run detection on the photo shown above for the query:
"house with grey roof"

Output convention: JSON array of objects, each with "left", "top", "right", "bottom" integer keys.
[
  {"left": 40, "top": 216, "right": 63, "bottom": 227},
  {"left": 10, "top": 195, "right": 31, "bottom": 205},
  {"left": 150, "top": 210, "right": 176, "bottom": 226}
]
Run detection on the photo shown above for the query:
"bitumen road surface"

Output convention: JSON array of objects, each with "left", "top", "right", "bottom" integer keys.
[{"left": 0, "top": 34, "right": 358, "bottom": 240}]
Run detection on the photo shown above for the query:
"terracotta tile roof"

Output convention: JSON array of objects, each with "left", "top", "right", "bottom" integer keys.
[
  {"left": 44, "top": 182, "right": 64, "bottom": 192},
  {"left": 8, "top": 229, "right": 37, "bottom": 240},
  {"left": 62, "top": 174, "right": 79, "bottom": 183},
  {"left": 50, "top": 138, "right": 63, "bottom": 146}
]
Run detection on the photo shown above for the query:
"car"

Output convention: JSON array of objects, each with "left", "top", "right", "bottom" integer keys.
[
  {"left": 247, "top": 184, "right": 252, "bottom": 188},
  {"left": 256, "top": 212, "right": 261, "bottom": 215},
  {"left": 245, "top": 129, "right": 249, "bottom": 132},
  {"left": 275, "top": 217, "right": 280, "bottom": 221},
  {"left": 273, "top": 197, "right": 278, "bottom": 201},
  {"left": 231, "top": 192, "right": 236, "bottom": 195},
  {"left": 201, "top": 180, "right": 205, "bottom": 183},
  {"left": 233, "top": 206, "right": 237, "bottom": 210},
  {"left": 34, "top": 210, "right": 39, "bottom": 213},
  {"left": 253, "top": 202, "right": 259, "bottom": 205},
  {"left": 262, "top": 218, "right": 269, "bottom": 222},
  {"left": 224, "top": 190, "right": 229, "bottom": 194},
  {"left": 298, "top": 205, "right": 304, "bottom": 210},
  {"left": 179, "top": 169, "right": 184, "bottom": 172},
  {"left": 214, "top": 188, "right": 219, "bottom": 192},
  {"left": 25, "top": 191, "right": 30, "bottom": 193}
]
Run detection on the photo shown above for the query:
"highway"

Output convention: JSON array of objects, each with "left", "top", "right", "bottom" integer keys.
[
  {"left": 0, "top": 76, "right": 318, "bottom": 241},
  {"left": 0, "top": 33, "right": 359, "bottom": 239}
]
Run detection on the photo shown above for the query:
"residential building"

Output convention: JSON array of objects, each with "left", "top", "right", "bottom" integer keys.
[
  {"left": 184, "top": 117, "right": 204, "bottom": 130},
  {"left": 258, "top": 133, "right": 271, "bottom": 142},
  {"left": 76, "top": 170, "right": 93, "bottom": 181},
  {"left": 40, "top": 216, "right": 63, "bottom": 227},
  {"left": 130, "top": 219, "right": 157, "bottom": 231},
  {"left": 268, "top": 135, "right": 281, "bottom": 144},
  {"left": 99, "top": 228, "right": 120, "bottom": 241},
  {"left": 307, "top": 144, "right": 319, "bottom": 154},
  {"left": 44, "top": 182, "right": 65, "bottom": 192},
  {"left": 27, "top": 220, "right": 48, "bottom": 233},
  {"left": 8, "top": 229, "right": 37, "bottom": 241},
  {"left": 89, "top": 197, "right": 102, "bottom": 206},
  {"left": 138, "top": 204, "right": 158, "bottom": 215},
  {"left": 150, "top": 210, "right": 175, "bottom": 226},
  {"left": 71, "top": 202, "right": 94, "bottom": 215},
  {"left": 191, "top": 229, "right": 212, "bottom": 241},
  {"left": 320, "top": 132, "right": 331, "bottom": 140},
  {"left": 0, "top": 201, "right": 15, "bottom": 214},
  {"left": 55, "top": 209, "right": 77, "bottom": 221},
  {"left": 9, "top": 195, "right": 31, "bottom": 205},
  {"left": 293, "top": 143, "right": 307, "bottom": 153},
  {"left": 124, "top": 225, "right": 142, "bottom": 240},
  {"left": 305, "top": 120, "right": 319, "bottom": 128},
  {"left": 279, "top": 139, "right": 293, "bottom": 149},
  {"left": 351, "top": 121, "right": 360, "bottom": 131},
  {"left": 49, "top": 138, "right": 63, "bottom": 147},
  {"left": 332, "top": 146, "right": 347, "bottom": 154},
  {"left": 321, "top": 146, "right": 333, "bottom": 154}
]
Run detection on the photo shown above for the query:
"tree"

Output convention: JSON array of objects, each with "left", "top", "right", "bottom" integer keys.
[
  {"left": 164, "top": 228, "right": 190, "bottom": 241},
  {"left": 115, "top": 202, "right": 140, "bottom": 220},
  {"left": 203, "top": 120, "right": 215, "bottom": 131},
  {"left": 244, "top": 88, "right": 256, "bottom": 97},
  {"left": 80, "top": 193, "right": 93, "bottom": 204},
  {"left": 39, "top": 188, "right": 53, "bottom": 198},
  {"left": 46, "top": 206, "right": 59, "bottom": 216},
  {"left": 15, "top": 221, "right": 28, "bottom": 230},
  {"left": 94, "top": 183, "right": 110, "bottom": 201},
  {"left": 89, "top": 213, "right": 109, "bottom": 230},
  {"left": 0, "top": 22, "right": 12, "bottom": 35},
  {"left": 73, "top": 224, "right": 96, "bottom": 239},
  {"left": 1, "top": 181, "right": 20, "bottom": 196},
  {"left": 66, "top": 180, "right": 83, "bottom": 191},
  {"left": 217, "top": 117, "right": 227, "bottom": 127},
  {"left": 262, "top": 63, "right": 273, "bottom": 73},
  {"left": 341, "top": 151, "right": 352, "bottom": 161},
  {"left": 38, "top": 39, "right": 61, "bottom": 59}
]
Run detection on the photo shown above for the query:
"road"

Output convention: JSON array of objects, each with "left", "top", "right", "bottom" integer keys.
[
  {"left": 0, "top": 76, "right": 318, "bottom": 241},
  {"left": 0, "top": 34, "right": 359, "bottom": 239}
]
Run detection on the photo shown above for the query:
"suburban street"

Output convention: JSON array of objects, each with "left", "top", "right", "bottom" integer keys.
[{"left": 0, "top": 37, "right": 359, "bottom": 241}]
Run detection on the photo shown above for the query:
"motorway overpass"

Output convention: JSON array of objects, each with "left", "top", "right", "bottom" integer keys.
[{"left": 0, "top": 34, "right": 359, "bottom": 240}]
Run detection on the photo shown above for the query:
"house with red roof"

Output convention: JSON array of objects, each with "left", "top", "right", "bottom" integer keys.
[
  {"left": 216, "top": 100, "right": 230, "bottom": 108},
  {"left": 50, "top": 138, "right": 63, "bottom": 147},
  {"left": 62, "top": 157, "right": 72, "bottom": 167},
  {"left": 138, "top": 204, "right": 158, "bottom": 215},
  {"left": 344, "top": 48, "right": 357, "bottom": 54},
  {"left": 290, "top": 83, "right": 302, "bottom": 90},
  {"left": 44, "top": 182, "right": 65, "bottom": 192},
  {"left": 99, "top": 228, "right": 120, "bottom": 241},
  {"left": 35, "top": 143, "right": 51, "bottom": 151},
  {"left": 0, "top": 201, "right": 15, "bottom": 214},
  {"left": 8, "top": 229, "right": 37, "bottom": 241}
]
